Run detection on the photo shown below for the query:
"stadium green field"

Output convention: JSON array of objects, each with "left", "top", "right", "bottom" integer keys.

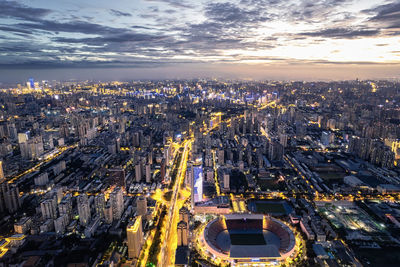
[{"left": 229, "top": 233, "right": 266, "bottom": 245}]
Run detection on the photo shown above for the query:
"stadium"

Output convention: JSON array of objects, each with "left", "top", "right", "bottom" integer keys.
[{"left": 200, "top": 214, "right": 296, "bottom": 265}]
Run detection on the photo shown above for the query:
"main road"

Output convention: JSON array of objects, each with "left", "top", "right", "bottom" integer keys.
[
  {"left": 159, "top": 139, "right": 191, "bottom": 267},
  {"left": 8, "top": 143, "right": 77, "bottom": 184}
]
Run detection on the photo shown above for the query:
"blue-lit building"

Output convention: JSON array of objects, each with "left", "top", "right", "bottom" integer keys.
[
  {"left": 29, "top": 78, "right": 35, "bottom": 89},
  {"left": 193, "top": 164, "right": 203, "bottom": 203}
]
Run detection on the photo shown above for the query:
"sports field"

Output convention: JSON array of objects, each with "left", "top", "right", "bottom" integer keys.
[
  {"left": 247, "top": 199, "right": 292, "bottom": 215},
  {"left": 229, "top": 233, "right": 266, "bottom": 245},
  {"left": 255, "top": 202, "right": 287, "bottom": 214}
]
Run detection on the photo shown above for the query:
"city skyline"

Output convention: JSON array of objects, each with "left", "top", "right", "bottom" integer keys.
[
  {"left": 1, "top": 0, "right": 400, "bottom": 82},
  {"left": 1, "top": 1, "right": 400, "bottom": 265},
  {"left": 0, "top": 78, "right": 399, "bottom": 266}
]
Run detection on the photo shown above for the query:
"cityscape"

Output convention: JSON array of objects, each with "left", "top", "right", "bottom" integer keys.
[
  {"left": 0, "top": 79, "right": 399, "bottom": 267},
  {"left": 1, "top": 1, "right": 400, "bottom": 267}
]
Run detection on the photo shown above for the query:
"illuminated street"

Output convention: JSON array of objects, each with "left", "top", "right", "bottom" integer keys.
[{"left": 159, "top": 140, "right": 192, "bottom": 266}]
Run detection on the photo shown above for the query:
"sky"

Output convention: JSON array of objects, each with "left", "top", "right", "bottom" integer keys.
[{"left": 0, "top": 0, "right": 399, "bottom": 82}]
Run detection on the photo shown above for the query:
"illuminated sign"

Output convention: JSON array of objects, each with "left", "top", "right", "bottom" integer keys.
[{"left": 193, "top": 165, "right": 203, "bottom": 203}]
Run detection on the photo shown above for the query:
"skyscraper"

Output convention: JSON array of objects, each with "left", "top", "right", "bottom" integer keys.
[
  {"left": 145, "top": 164, "right": 151, "bottom": 183},
  {"left": 104, "top": 203, "right": 113, "bottom": 224},
  {"left": 41, "top": 198, "right": 57, "bottom": 220},
  {"left": 164, "top": 144, "right": 171, "bottom": 166},
  {"left": 218, "top": 149, "right": 224, "bottom": 165},
  {"left": 110, "top": 187, "right": 124, "bottom": 221},
  {"left": 0, "top": 161, "right": 5, "bottom": 182},
  {"left": 192, "top": 162, "right": 203, "bottom": 203},
  {"left": 321, "top": 131, "right": 330, "bottom": 147},
  {"left": 179, "top": 207, "right": 189, "bottom": 225},
  {"left": 29, "top": 78, "right": 35, "bottom": 89},
  {"left": 18, "top": 132, "right": 28, "bottom": 144},
  {"left": 127, "top": 216, "right": 143, "bottom": 259},
  {"left": 136, "top": 196, "right": 147, "bottom": 217},
  {"left": 223, "top": 171, "right": 230, "bottom": 191},
  {"left": 135, "top": 163, "right": 142, "bottom": 183},
  {"left": 177, "top": 221, "right": 188, "bottom": 246},
  {"left": 77, "top": 194, "right": 91, "bottom": 226},
  {"left": 0, "top": 182, "right": 20, "bottom": 213},
  {"left": 94, "top": 193, "right": 105, "bottom": 219},
  {"left": 58, "top": 194, "right": 72, "bottom": 219}
]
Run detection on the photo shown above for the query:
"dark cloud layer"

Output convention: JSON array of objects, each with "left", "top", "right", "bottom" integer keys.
[
  {"left": 367, "top": 1, "right": 400, "bottom": 29},
  {"left": 145, "top": 0, "right": 192, "bottom": 9},
  {"left": 0, "top": 0, "right": 52, "bottom": 21},
  {"left": 0, "top": 25, "right": 33, "bottom": 35},
  {"left": 110, "top": 9, "right": 132, "bottom": 17},
  {"left": 17, "top": 20, "right": 125, "bottom": 35},
  {"left": 299, "top": 27, "right": 381, "bottom": 39},
  {"left": 0, "top": 0, "right": 399, "bottom": 70}
]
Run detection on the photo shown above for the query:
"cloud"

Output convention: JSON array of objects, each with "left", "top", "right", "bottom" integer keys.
[
  {"left": 239, "top": 0, "right": 281, "bottom": 5},
  {"left": 365, "top": 1, "right": 400, "bottom": 30},
  {"left": 285, "top": 0, "right": 352, "bottom": 24},
  {"left": 166, "top": 2, "right": 274, "bottom": 55},
  {"left": 16, "top": 20, "right": 126, "bottom": 35},
  {"left": 0, "top": 0, "right": 52, "bottom": 21},
  {"left": 53, "top": 32, "right": 167, "bottom": 45},
  {"left": 109, "top": 9, "right": 132, "bottom": 17},
  {"left": 299, "top": 27, "right": 380, "bottom": 39},
  {"left": 0, "top": 0, "right": 399, "bottom": 70},
  {"left": 205, "top": 2, "right": 269, "bottom": 25},
  {"left": 367, "top": 1, "right": 400, "bottom": 21},
  {"left": 0, "top": 25, "right": 32, "bottom": 35},
  {"left": 145, "top": 0, "right": 192, "bottom": 9},
  {"left": 0, "top": 43, "right": 43, "bottom": 53}
]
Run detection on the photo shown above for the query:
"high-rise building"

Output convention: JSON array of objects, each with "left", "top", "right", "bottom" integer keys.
[
  {"left": 0, "top": 161, "right": 4, "bottom": 182},
  {"left": 110, "top": 187, "right": 124, "bottom": 221},
  {"left": 54, "top": 187, "right": 64, "bottom": 204},
  {"left": 18, "top": 132, "right": 28, "bottom": 144},
  {"left": 177, "top": 220, "right": 188, "bottom": 246},
  {"left": 179, "top": 207, "right": 189, "bottom": 225},
  {"left": 0, "top": 183, "right": 20, "bottom": 213},
  {"left": 186, "top": 162, "right": 192, "bottom": 191},
  {"left": 54, "top": 214, "right": 69, "bottom": 235},
  {"left": 279, "top": 133, "right": 288, "bottom": 148},
  {"left": 164, "top": 144, "right": 171, "bottom": 166},
  {"left": 104, "top": 203, "right": 113, "bottom": 224},
  {"left": 218, "top": 149, "right": 224, "bottom": 165},
  {"left": 34, "top": 172, "right": 49, "bottom": 186},
  {"left": 108, "top": 143, "right": 116, "bottom": 154},
  {"left": 59, "top": 124, "right": 69, "bottom": 138},
  {"left": 268, "top": 141, "right": 284, "bottom": 161},
  {"left": 160, "top": 159, "right": 166, "bottom": 181},
  {"left": 77, "top": 194, "right": 91, "bottom": 226},
  {"left": 127, "top": 216, "right": 143, "bottom": 259},
  {"left": 145, "top": 164, "right": 151, "bottom": 183},
  {"left": 52, "top": 161, "right": 66, "bottom": 176},
  {"left": 29, "top": 78, "right": 35, "bottom": 89},
  {"left": 247, "top": 149, "right": 252, "bottom": 166},
  {"left": 94, "top": 193, "right": 105, "bottom": 219},
  {"left": 136, "top": 196, "right": 147, "bottom": 216},
  {"left": 41, "top": 198, "right": 57, "bottom": 220},
  {"left": 14, "top": 217, "right": 32, "bottom": 234},
  {"left": 223, "top": 172, "right": 230, "bottom": 191},
  {"left": 20, "top": 136, "right": 44, "bottom": 160},
  {"left": 58, "top": 195, "right": 72, "bottom": 219},
  {"left": 6, "top": 185, "right": 20, "bottom": 213},
  {"left": 135, "top": 163, "right": 142, "bottom": 183},
  {"left": 321, "top": 131, "right": 330, "bottom": 147},
  {"left": 192, "top": 162, "right": 203, "bottom": 203}
]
